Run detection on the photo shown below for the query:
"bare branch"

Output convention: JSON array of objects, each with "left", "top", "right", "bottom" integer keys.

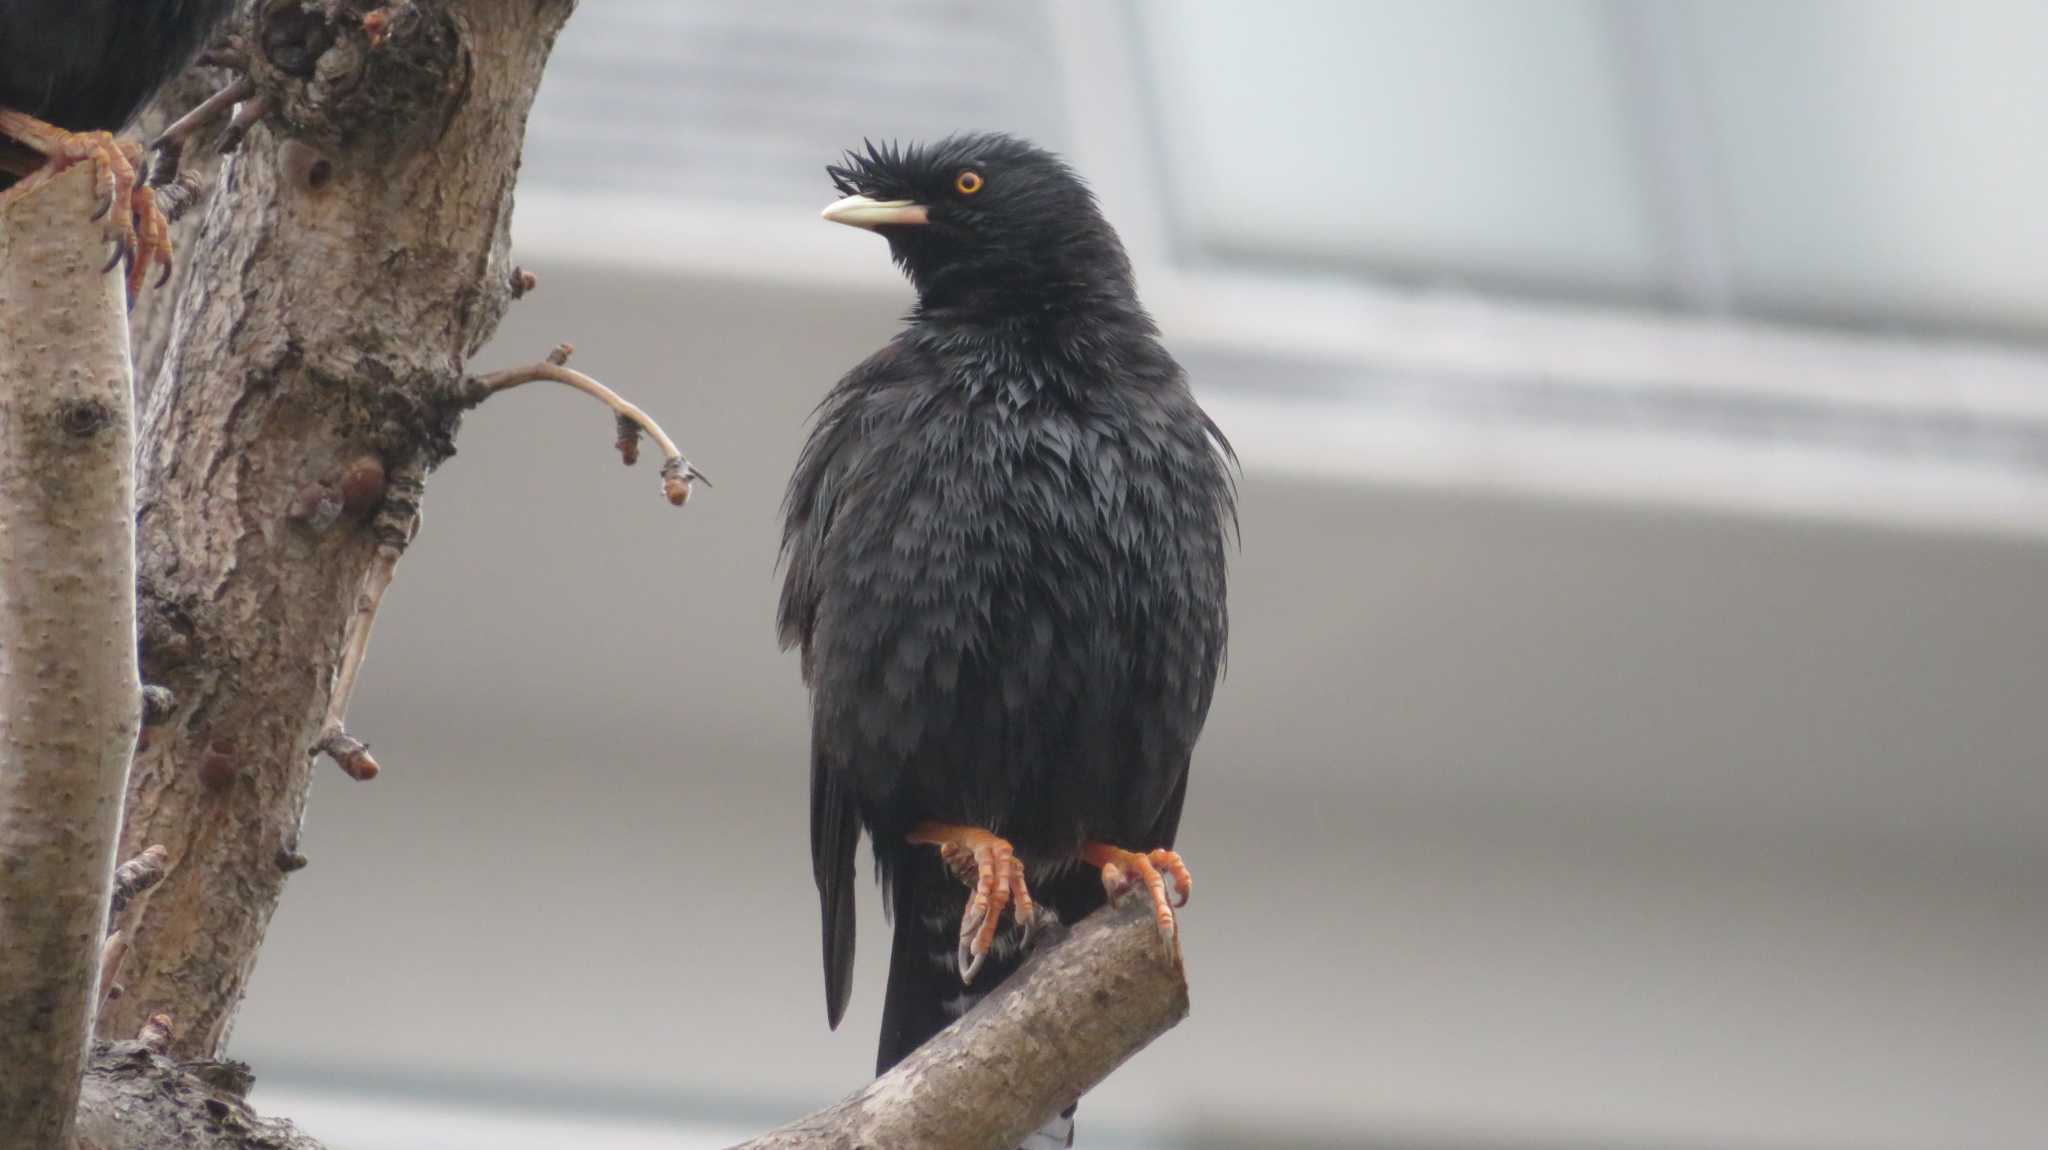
[
  {"left": 470, "top": 342, "right": 706, "bottom": 506},
  {"left": 107, "top": 845, "right": 172, "bottom": 931},
  {"left": 99, "top": 845, "right": 172, "bottom": 1021},
  {"left": 312, "top": 462, "right": 422, "bottom": 780},
  {"left": 0, "top": 163, "right": 141, "bottom": 1150},
  {"left": 149, "top": 74, "right": 254, "bottom": 155},
  {"left": 216, "top": 91, "right": 274, "bottom": 155},
  {"left": 737, "top": 898, "right": 1191, "bottom": 1150}
]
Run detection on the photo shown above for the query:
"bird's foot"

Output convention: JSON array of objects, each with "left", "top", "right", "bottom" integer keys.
[
  {"left": 0, "top": 110, "right": 167, "bottom": 302},
  {"left": 907, "top": 822, "right": 1036, "bottom": 985},
  {"left": 127, "top": 178, "right": 173, "bottom": 298},
  {"left": 1081, "top": 843, "right": 1191, "bottom": 942}
]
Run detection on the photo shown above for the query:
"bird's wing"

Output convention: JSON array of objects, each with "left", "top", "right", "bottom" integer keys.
[
  {"left": 779, "top": 338, "right": 919, "bottom": 1027},
  {"left": 1114, "top": 384, "right": 1237, "bottom": 842},
  {"left": 777, "top": 339, "right": 911, "bottom": 671}
]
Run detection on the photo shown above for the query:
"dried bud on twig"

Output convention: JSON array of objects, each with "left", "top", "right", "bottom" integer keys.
[
  {"left": 615, "top": 413, "right": 640, "bottom": 465},
  {"left": 313, "top": 728, "right": 379, "bottom": 781},
  {"left": 470, "top": 342, "right": 704, "bottom": 507}
]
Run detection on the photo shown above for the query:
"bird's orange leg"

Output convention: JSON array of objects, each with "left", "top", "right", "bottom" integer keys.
[
  {"left": 1081, "top": 842, "right": 1191, "bottom": 941},
  {"left": 907, "top": 822, "right": 1036, "bottom": 985},
  {"left": 0, "top": 109, "right": 171, "bottom": 300}
]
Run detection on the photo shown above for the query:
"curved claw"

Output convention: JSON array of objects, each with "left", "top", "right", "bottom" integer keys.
[
  {"left": 913, "top": 823, "right": 1036, "bottom": 987},
  {"left": 1150, "top": 848, "right": 1192, "bottom": 908},
  {"left": 1084, "top": 842, "right": 1192, "bottom": 942},
  {"left": 126, "top": 183, "right": 174, "bottom": 302},
  {"left": 0, "top": 114, "right": 155, "bottom": 296}
]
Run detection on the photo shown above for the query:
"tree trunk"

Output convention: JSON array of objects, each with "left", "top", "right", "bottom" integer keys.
[
  {"left": 103, "top": 0, "right": 580, "bottom": 1058},
  {"left": 0, "top": 164, "right": 143, "bottom": 1150}
]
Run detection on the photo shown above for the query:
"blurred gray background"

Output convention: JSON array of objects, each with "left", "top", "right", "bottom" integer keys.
[{"left": 236, "top": 3, "right": 2048, "bottom": 1148}]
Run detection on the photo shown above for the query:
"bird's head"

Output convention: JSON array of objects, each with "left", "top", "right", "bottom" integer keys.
[{"left": 823, "top": 133, "right": 1135, "bottom": 314}]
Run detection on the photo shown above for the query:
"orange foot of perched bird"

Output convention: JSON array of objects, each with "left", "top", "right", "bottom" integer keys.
[
  {"left": 0, "top": 108, "right": 171, "bottom": 301},
  {"left": 908, "top": 822, "right": 1037, "bottom": 984},
  {"left": 1082, "top": 842, "right": 1192, "bottom": 942}
]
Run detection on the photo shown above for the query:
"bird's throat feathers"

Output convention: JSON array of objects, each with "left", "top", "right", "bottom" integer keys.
[{"left": 895, "top": 221, "right": 1142, "bottom": 326}]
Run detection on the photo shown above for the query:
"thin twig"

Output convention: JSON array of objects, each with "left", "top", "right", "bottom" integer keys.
[
  {"left": 149, "top": 75, "right": 255, "bottom": 154},
  {"left": 309, "top": 464, "right": 422, "bottom": 779},
  {"left": 217, "top": 93, "right": 274, "bottom": 155},
  {"left": 470, "top": 342, "right": 705, "bottom": 505},
  {"left": 98, "top": 845, "right": 171, "bottom": 1022}
]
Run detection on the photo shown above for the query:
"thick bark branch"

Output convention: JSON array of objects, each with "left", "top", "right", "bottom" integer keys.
[
  {"left": 0, "top": 164, "right": 143, "bottom": 1150},
  {"left": 75, "top": 1038, "right": 322, "bottom": 1150},
  {"left": 738, "top": 898, "right": 1192, "bottom": 1150},
  {"left": 108, "top": 0, "right": 583, "bottom": 1058}
]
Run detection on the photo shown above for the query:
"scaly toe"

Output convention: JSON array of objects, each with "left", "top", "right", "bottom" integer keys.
[{"left": 1148, "top": 848, "right": 1192, "bottom": 908}]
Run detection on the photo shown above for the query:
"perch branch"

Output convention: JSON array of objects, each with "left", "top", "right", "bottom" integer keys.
[
  {"left": 736, "top": 897, "right": 1191, "bottom": 1150},
  {"left": 0, "top": 163, "right": 143, "bottom": 1150},
  {"left": 469, "top": 342, "right": 706, "bottom": 506}
]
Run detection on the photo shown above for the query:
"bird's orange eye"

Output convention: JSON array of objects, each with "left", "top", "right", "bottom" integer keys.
[{"left": 954, "top": 169, "right": 984, "bottom": 196}]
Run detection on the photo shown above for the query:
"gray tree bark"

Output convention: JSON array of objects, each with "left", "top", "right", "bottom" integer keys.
[
  {"left": 0, "top": 164, "right": 144, "bottom": 1150},
  {"left": 104, "top": 0, "right": 583, "bottom": 1058}
]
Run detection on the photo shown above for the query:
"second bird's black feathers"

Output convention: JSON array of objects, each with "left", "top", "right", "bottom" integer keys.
[
  {"left": 0, "top": 0, "right": 231, "bottom": 183},
  {"left": 779, "top": 134, "right": 1235, "bottom": 1084}
]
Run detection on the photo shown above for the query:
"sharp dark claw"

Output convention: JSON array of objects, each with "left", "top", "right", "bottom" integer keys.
[
  {"left": 101, "top": 242, "right": 124, "bottom": 274},
  {"left": 91, "top": 192, "right": 113, "bottom": 222},
  {"left": 155, "top": 260, "right": 173, "bottom": 289},
  {"left": 958, "top": 938, "right": 986, "bottom": 986}
]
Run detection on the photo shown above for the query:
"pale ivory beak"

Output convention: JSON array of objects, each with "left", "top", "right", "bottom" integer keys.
[{"left": 821, "top": 194, "right": 930, "bottom": 230}]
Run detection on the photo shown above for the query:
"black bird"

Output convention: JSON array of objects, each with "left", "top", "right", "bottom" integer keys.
[
  {"left": 0, "top": 0, "right": 233, "bottom": 291},
  {"left": 779, "top": 133, "right": 1233, "bottom": 1146}
]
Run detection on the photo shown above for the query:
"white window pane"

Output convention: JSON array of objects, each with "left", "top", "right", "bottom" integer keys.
[
  {"left": 1141, "top": 0, "right": 1663, "bottom": 296},
  {"left": 1686, "top": 0, "right": 2048, "bottom": 335}
]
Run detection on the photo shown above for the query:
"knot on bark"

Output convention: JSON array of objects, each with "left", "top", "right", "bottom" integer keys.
[
  {"left": 58, "top": 398, "right": 115, "bottom": 439},
  {"left": 253, "top": 0, "right": 466, "bottom": 156}
]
